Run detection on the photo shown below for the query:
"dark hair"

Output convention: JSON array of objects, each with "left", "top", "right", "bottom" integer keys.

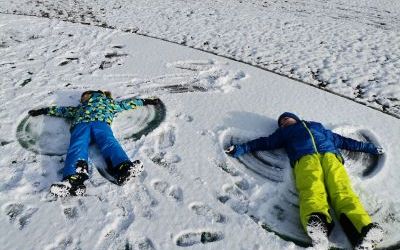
[{"left": 81, "top": 90, "right": 112, "bottom": 99}]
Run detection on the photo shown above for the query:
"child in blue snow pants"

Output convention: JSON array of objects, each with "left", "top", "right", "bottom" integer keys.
[
  {"left": 63, "top": 121, "right": 130, "bottom": 178},
  {"left": 29, "top": 90, "right": 161, "bottom": 196}
]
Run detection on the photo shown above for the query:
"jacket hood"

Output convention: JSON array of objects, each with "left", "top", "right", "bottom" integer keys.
[{"left": 278, "top": 112, "right": 301, "bottom": 126}]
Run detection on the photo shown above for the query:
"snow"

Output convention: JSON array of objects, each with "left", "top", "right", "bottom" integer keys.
[
  {"left": 0, "top": 2, "right": 400, "bottom": 250},
  {"left": 1, "top": 0, "right": 400, "bottom": 117}
]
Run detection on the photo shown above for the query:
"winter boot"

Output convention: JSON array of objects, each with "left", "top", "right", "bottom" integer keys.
[
  {"left": 75, "top": 159, "right": 89, "bottom": 176},
  {"left": 306, "top": 213, "right": 329, "bottom": 248},
  {"left": 50, "top": 161, "right": 89, "bottom": 197},
  {"left": 107, "top": 160, "right": 144, "bottom": 185},
  {"left": 355, "top": 223, "right": 384, "bottom": 250},
  {"left": 50, "top": 174, "right": 88, "bottom": 197}
]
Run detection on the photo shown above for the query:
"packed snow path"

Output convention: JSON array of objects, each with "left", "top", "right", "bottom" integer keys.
[
  {"left": 1, "top": 0, "right": 400, "bottom": 118},
  {"left": 0, "top": 14, "right": 400, "bottom": 250}
]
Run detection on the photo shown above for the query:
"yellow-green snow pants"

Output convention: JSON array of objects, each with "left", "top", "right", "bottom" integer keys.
[{"left": 294, "top": 153, "right": 372, "bottom": 235}]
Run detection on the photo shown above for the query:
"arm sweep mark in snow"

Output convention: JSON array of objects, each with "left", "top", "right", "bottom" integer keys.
[
  {"left": 124, "top": 100, "right": 166, "bottom": 140},
  {"left": 16, "top": 116, "right": 66, "bottom": 156}
]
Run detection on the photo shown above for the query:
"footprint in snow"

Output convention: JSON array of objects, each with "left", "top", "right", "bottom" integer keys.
[
  {"left": 63, "top": 207, "right": 79, "bottom": 220},
  {"left": 175, "top": 231, "right": 224, "bottom": 247},
  {"left": 46, "top": 235, "right": 79, "bottom": 250},
  {"left": 214, "top": 163, "right": 251, "bottom": 212},
  {"left": 154, "top": 125, "right": 176, "bottom": 149},
  {"left": 115, "top": 200, "right": 136, "bottom": 231},
  {"left": 151, "top": 180, "right": 183, "bottom": 202},
  {"left": 217, "top": 183, "right": 249, "bottom": 214},
  {"left": 60, "top": 198, "right": 88, "bottom": 220},
  {"left": 3, "top": 203, "right": 39, "bottom": 230},
  {"left": 175, "top": 112, "right": 193, "bottom": 122},
  {"left": 148, "top": 152, "right": 180, "bottom": 176},
  {"left": 96, "top": 202, "right": 136, "bottom": 250},
  {"left": 189, "top": 202, "right": 226, "bottom": 223},
  {"left": 145, "top": 125, "right": 181, "bottom": 177},
  {"left": 128, "top": 237, "right": 156, "bottom": 250},
  {"left": 130, "top": 185, "right": 158, "bottom": 219},
  {"left": 214, "top": 161, "right": 251, "bottom": 190}
]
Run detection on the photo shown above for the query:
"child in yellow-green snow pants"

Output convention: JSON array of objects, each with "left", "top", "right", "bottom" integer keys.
[
  {"left": 226, "top": 112, "right": 384, "bottom": 249},
  {"left": 295, "top": 153, "right": 372, "bottom": 243}
]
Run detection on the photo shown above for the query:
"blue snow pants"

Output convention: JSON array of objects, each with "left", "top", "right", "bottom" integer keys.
[{"left": 63, "top": 121, "right": 130, "bottom": 178}]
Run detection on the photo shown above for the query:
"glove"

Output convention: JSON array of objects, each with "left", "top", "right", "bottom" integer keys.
[
  {"left": 142, "top": 98, "right": 161, "bottom": 106},
  {"left": 364, "top": 143, "right": 384, "bottom": 155},
  {"left": 225, "top": 144, "right": 247, "bottom": 158},
  {"left": 28, "top": 108, "right": 48, "bottom": 116},
  {"left": 375, "top": 146, "right": 384, "bottom": 155}
]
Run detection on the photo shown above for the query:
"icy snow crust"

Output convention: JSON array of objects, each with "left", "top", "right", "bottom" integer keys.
[
  {"left": 0, "top": 0, "right": 400, "bottom": 117},
  {"left": 1, "top": 14, "right": 400, "bottom": 250}
]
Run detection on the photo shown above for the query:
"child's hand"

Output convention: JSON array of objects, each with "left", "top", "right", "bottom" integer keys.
[
  {"left": 142, "top": 98, "right": 161, "bottom": 105},
  {"left": 225, "top": 145, "right": 236, "bottom": 155},
  {"left": 225, "top": 145, "right": 246, "bottom": 158},
  {"left": 375, "top": 146, "right": 384, "bottom": 155},
  {"left": 28, "top": 108, "right": 48, "bottom": 116}
]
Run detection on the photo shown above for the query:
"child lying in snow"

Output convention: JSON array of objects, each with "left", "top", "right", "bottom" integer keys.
[
  {"left": 225, "top": 112, "right": 384, "bottom": 250},
  {"left": 29, "top": 90, "right": 160, "bottom": 197}
]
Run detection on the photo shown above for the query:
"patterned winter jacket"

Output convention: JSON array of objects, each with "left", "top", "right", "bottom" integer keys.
[
  {"left": 239, "top": 117, "right": 378, "bottom": 166},
  {"left": 44, "top": 93, "right": 144, "bottom": 128}
]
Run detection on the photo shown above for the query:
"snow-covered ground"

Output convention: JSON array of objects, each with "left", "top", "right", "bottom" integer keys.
[
  {"left": 1, "top": 0, "right": 400, "bottom": 118},
  {"left": 1, "top": 13, "right": 400, "bottom": 250}
]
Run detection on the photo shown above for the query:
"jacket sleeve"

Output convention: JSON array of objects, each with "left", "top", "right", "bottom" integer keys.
[
  {"left": 115, "top": 98, "right": 144, "bottom": 112},
  {"left": 46, "top": 106, "right": 77, "bottom": 119},
  {"left": 243, "top": 129, "right": 284, "bottom": 153},
  {"left": 331, "top": 132, "right": 376, "bottom": 153}
]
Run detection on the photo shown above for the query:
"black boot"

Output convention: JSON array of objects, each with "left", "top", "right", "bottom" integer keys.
[
  {"left": 306, "top": 213, "right": 330, "bottom": 247},
  {"left": 75, "top": 160, "right": 89, "bottom": 176},
  {"left": 50, "top": 161, "right": 89, "bottom": 197},
  {"left": 50, "top": 174, "right": 88, "bottom": 197},
  {"left": 355, "top": 223, "right": 384, "bottom": 250},
  {"left": 107, "top": 160, "right": 143, "bottom": 185}
]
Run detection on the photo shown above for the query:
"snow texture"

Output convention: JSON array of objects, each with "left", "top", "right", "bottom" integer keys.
[
  {"left": 0, "top": 0, "right": 400, "bottom": 117},
  {"left": 0, "top": 4, "right": 400, "bottom": 250}
]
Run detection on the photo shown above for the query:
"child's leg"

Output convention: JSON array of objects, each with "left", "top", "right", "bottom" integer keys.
[
  {"left": 91, "top": 122, "right": 130, "bottom": 168},
  {"left": 321, "top": 153, "right": 372, "bottom": 246},
  {"left": 294, "top": 154, "right": 332, "bottom": 230},
  {"left": 63, "top": 123, "right": 91, "bottom": 179}
]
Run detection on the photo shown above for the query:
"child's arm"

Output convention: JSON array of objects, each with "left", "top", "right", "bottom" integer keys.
[
  {"left": 246, "top": 131, "right": 284, "bottom": 152},
  {"left": 115, "top": 97, "right": 162, "bottom": 112},
  {"left": 29, "top": 106, "right": 76, "bottom": 119},
  {"left": 226, "top": 130, "right": 284, "bottom": 158},
  {"left": 47, "top": 106, "right": 77, "bottom": 119},
  {"left": 331, "top": 132, "right": 382, "bottom": 155},
  {"left": 114, "top": 97, "right": 144, "bottom": 112}
]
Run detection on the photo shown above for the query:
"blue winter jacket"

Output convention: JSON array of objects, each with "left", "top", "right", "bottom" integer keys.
[
  {"left": 44, "top": 93, "right": 144, "bottom": 128},
  {"left": 239, "top": 114, "right": 378, "bottom": 166}
]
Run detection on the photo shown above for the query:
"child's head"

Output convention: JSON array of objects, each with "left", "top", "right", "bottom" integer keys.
[
  {"left": 278, "top": 112, "right": 300, "bottom": 128},
  {"left": 80, "top": 90, "right": 112, "bottom": 103}
]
